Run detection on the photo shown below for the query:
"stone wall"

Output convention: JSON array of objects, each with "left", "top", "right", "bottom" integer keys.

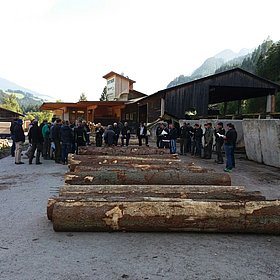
[{"left": 242, "top": 119, "right": 280, "bottom": 168}]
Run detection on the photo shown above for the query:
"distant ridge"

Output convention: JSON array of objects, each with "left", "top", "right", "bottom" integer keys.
[
  {"left": 167, "top": 48, "right": 251, "bottom": 88},
  {"left": 0, "top": 76, "right": 55, "bottom": 101}
]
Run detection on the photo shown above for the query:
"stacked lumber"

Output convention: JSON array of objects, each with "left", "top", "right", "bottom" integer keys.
[{"left": 47, "top": 147, "right": 280, "bottom": 234}]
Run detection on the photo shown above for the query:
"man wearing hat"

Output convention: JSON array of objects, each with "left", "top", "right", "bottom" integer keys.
[{"left": 13, "top": 119, "right": 25, "bottom": 164}]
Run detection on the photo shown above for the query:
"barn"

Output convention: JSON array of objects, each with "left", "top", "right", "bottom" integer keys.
[{"left": 134, "top": 68, "right": 280, "bottom": 124}]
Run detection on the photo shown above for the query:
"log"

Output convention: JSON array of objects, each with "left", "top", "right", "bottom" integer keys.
[
  {"left": 73, "top": 164, "right": 209, "bottom": 173},
  {"left": 65, "top": 169, "right": 231, "bottom": 186},
  {"left": 47, "top": 185, "right": 265, "bottom": 221},
  {"left": 78, "top": 146, "right": 171, "bottom": 156},
  {"left": 58, "top": 185, "right": 264, "bottom": 201},
  {"left": 51, "top": 199, "right": 280, "bottom": 233},
  {"left": 68, "top": 154, "right": 182, "bottom": 172}
]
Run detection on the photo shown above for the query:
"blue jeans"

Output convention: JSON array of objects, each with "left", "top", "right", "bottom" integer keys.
[
  {"left": 170, "top": 139, "right": 177, "bottom": 154},
  {"left": 224, "top": 144, "right": 234, "bottom": 169},
  {"left": 61, "top": 143, "right": 71, "bottom": 163}
]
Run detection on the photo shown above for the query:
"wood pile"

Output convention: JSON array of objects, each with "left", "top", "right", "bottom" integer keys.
[{"left": 47, "top": 146, "right": 280, "bottom": 234}]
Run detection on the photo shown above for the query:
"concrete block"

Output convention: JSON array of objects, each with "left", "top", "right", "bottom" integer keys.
[
  {"left": 242, "top": 120, "right": 262, "bottom": 163},
  {"left": 243, "top": 119, "right": 280, "bottom": 168}
]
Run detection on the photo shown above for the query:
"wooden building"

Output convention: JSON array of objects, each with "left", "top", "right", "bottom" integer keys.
[
  {"left": 40, "top": 68, "right": 280, "bottom": 131},
  {"left": 0, "top": 107, "right": 25, "bottom": 138},
  {"left": 134, "top": 68, "right": 280, "bottom": 124}
]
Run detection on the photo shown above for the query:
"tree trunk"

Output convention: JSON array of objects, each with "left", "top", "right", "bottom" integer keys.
[
  {"left": 65, "top": 169, "right": 231, "bottom": 186},
  {"left": 52, "top": 199, "right": 280, "bottom": 233},
  {"left": 68, "top": 154, "right": 181, "bottom": 172},
  {"left": 58, "top": 185, "right": 264, "bottom": 201},
  {"left": 73, "top": 164, "right": 209, "bottom": 173},
  {"left": 78, "top": 146, "right": 171, "bottom": 156},
  {"left": 47, "top": 185, "right": 265, "bottom": 221}
]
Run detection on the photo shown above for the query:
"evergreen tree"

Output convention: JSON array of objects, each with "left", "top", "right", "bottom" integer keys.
[
  {"left": 100, "top": 86, "right": 108, "bottom": 101},
  {"left": 0, "top": 93, "right": 22, "bottom": 113},
  {"left": 79, "top": 92, "right": 87, "bottom": 101}
]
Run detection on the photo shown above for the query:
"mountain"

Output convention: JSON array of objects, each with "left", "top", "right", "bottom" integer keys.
[
  {"left": 0, "top": 77, "right": 55, "bottom": 101},
  {"left": 0, "top": 76, "right": 56, "bottom": 113},
  {"left": 167, "top": 48, "right": 251, "bottom": 88}
]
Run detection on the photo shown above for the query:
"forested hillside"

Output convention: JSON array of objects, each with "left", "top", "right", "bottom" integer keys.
[
  {"left": 166, "top": 38, "right": 280, "bottom": 113},
  {"left": 0, "top": 89, "right": 43, "bottom": 113}
]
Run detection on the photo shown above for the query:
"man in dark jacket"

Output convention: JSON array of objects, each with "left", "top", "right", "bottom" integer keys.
[
  {"left": 192, "top": 124, "right": 203, "bottom": 157},
  {"left": 214, "top": 122, "right": 225, "bottom": 164},
  {"left": 10, "top": 118, "right": 18, "bottom": 157},
  {"left": 14, "top": 119, "right": 25, "bottom": 164},
  {"left": 136, "top": 122, "right": 149, "bottom": 146},
  {"left": 95, "top": 123, "right": 104, "bottom": 147},
  {"left": 104, "top": 125, "right": 115, "bottom": 146},
  {"left": 52, "top": 118, "right": 62, "bottom": 163},
  {"left": 156, "top": 123, "right": 164, "bottom": 148},
  {"left": 28, "top": 120, "right": 44, "bottom": 164},
  {"left": 203, "top": 122, "right": 214, "bottom": 159},
  {"left": 121, "top": 122, "right": 131, "bottom": 146},
  {"left": 179, "top": 122, "right": 188, "bottom": 155},
  {"left": 74, "top": 120, "right": 87, "bottom": 154},
  {"left": 224, "top": 123, "right": 238, "bottom": 172},
  {"left": 60, "top": 120, "right": 73, "bottom": 164}
]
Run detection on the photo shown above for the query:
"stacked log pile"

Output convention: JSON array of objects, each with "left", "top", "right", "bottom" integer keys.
[{"left": 47, "top": 146, "right": 280, "bottom": 234}]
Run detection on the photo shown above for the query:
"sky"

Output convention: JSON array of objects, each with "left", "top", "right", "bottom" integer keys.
[{"left": 0, "top": 0, "right": 279, "bottom": 102}]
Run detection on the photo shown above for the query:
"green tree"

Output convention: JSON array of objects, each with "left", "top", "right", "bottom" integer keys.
[
  {"left": 79, "top": 92, "right": 87, "bottom": 101},
  {"left": 0, "top": 93, "right": 22, "bottom": 113},
  {"left": 100, "top": 86, "right": 108, "bottom": 101},
  {"left": 25, "top": 111, "right": 53, "bottom": 124}
]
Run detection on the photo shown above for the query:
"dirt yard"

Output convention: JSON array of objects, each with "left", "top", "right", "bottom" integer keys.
[{"left": 0, "top": 148, "right": 280, "bottom": 280}]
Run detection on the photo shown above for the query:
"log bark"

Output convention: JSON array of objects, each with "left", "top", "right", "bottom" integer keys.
[
  {"left": 51, "top": 199, "right": 280, "bottom": 233},
  {"left": 73, "top": 164, "right": 209, "bottom": 173},
  {"left": 58, "top": 185, "right": 264, "bottom": 201},
  {"left": 47, "top": 185, "right": 265, "bottom": 221},
  {"left": 65, "top": 169, "right": 231, "bottom": 186},
  {"left": 78, "top": 146, "right": 171, "bottom": 156},
  {"left": 68, "top": 154, "right": 182, "bottom": 172}
]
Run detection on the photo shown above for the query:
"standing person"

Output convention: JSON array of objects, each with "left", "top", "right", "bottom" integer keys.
[
  {"left": 168, "top": 123, "right": 178, "bottom": 154},
  {"left": 95, "top": 123, "right": 104, "bottom": 147},
  {"left": 113, "top": 122, "right": 120, "bottom": 146},
  {"left": 186, "top": 123, "right": 194, "bottom": 153},
  {"left": 60, "top": 120, "right": 73, "bottom": 164},
  {"left": 104, "top": 125, "right": 115, "bottom": 146},
  {"left": 74, "top": 120, "right": 87, "bottom": 154},
  {"left": 192, "top": 124, "right": 203, "bottom": 157},
  {"left": 136, "top": 122, "right": 149, "bottom": 146},
  {"left": 214, "top": 122, "right": 225, "bottom": 164},
  {"left": 203, "top": 122, "right": 214, "bottom": 159},
  {"left": 10, "top": 118, "right": 18, "bottom": 157},
  {"left": 224, "top": 123, "right": 238, "bottom": 173},
  {"left": 161, "top": 123, "right": 170, "bottom": 149},
  {"left": 42, "top": 121, "right": 51, "bottom": 160},
  {"left": 28, "top": 120, "right": 44, "bottom": 165},
  {"left": 121, "top": 122, "right": 131, "bottom": 146},
  {"left": 179, "top": 122, "right": 188, "bottom": 155},
  {"left": 156, "top": 123, "right": 164, "bottom": 148},
  {"left": 13, "top": 119, "right": 25, "bottom": 164},
  {"left": 82, "top": 120, "right": 91, "bottom": 145},
  {"left": 52, "top": 118, "right": 62, "bottom": 163}
]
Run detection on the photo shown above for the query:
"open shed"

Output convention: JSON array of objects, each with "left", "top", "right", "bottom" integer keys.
[{"left": 137, "top": 68, "right": 280, "bottom": 123}]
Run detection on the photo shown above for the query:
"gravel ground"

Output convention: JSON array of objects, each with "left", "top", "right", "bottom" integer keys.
[{"left": 0, "top": 149, "right": 280, "bottom": 280}]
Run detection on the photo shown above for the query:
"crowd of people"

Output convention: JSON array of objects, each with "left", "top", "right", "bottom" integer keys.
[
  {"left": 10, "top": 117, "right": 237, "bottom": 172},
  {"left": 168, "top": 121, "right": 237, "bottom": 172}
]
